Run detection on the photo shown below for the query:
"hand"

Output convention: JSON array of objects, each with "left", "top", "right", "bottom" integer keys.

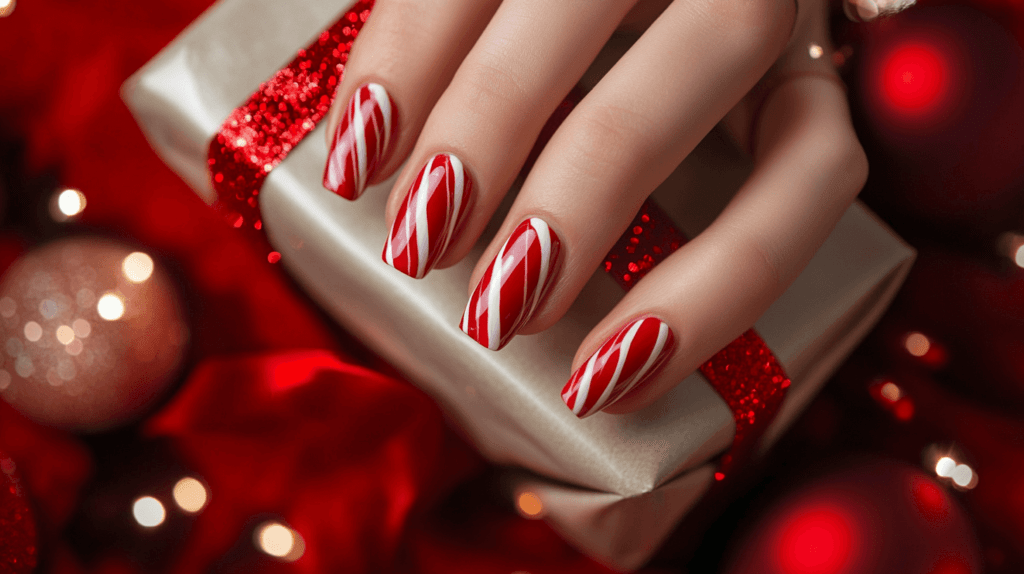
[{"left": 322, "top": 0, "right": 868, "bottom": 418}]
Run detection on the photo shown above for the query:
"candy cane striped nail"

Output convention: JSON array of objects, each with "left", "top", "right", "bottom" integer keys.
[
  {"left": 323, "top": 82, "right": 396, "bottom": 200},
  {"left": 561, "top": 317, "right": 674, "bottom": 418},
  {"left": 383, "top": 153, "right": 472, "bottom": 278},
  {"left": 460, "top": 218, "right": 562, "bottom": 351}
]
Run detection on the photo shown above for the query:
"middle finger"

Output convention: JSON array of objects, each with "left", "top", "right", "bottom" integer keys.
[
  {"left": 461, "top": 0, "right": 797, "bottom": 349},
  {"left": 381, "top": 0, "right": 638, "bottom": 279}
]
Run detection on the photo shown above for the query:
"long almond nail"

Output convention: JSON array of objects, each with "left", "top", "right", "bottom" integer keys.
[
  {"left": 460, "top": 218, "right": 561, "bottom": 351},
  {"left": 383, "top": 153, "right": 472, "bottom": 278},
  {"left": 323, "top": 82, "right": 396, "bottom": 200},
  {"left": 562, "top": 317, "right": 674, "bottom": 418}
]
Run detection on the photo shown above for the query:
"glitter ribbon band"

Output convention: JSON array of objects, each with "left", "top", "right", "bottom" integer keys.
[{"left": 207, "top": 0, "right": 789, "bottom": 479}]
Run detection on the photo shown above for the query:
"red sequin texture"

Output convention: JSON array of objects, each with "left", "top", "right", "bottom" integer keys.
[
  {"left": 0, "top": 454, "right": 37, "bottom": 574},
  {"left": 603, "top": 200, "right": 685, "bottom": 289},
  {"left": 699, "top": 330, "right": 790, "bottom": 478},
  {"left": 207, "top": 1, "right": 375, "bottom": 231},
  {"left": 606, "top": 200, "right": 791, "bottom": 479}
]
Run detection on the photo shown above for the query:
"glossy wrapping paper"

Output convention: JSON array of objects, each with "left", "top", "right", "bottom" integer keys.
[{"left": 122, "top": 0, "right": 916, "bottom": 568}]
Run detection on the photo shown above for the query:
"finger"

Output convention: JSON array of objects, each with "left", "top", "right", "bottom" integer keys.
[
  {"left": 322, "top": 0, "right": 500, "bottom": 200},
  {"left": 459, "top": 0, "right": 797, "bottom": 350},
  {"left": 567, "top": 76, "right": 869, "bottom": 418},
  {"left": 380, "top": 0, "right": 638, "bottom": 279}
]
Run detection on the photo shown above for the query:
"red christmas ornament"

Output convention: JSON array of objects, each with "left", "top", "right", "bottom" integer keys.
[
  {"left": 724, "top": 459, "right": 981, "bottom": 574},
  {"left": 0, "top": 452, "right": 37, "bottom": 574}
]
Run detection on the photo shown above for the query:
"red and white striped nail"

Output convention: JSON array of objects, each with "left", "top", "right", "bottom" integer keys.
[
  {"left": 323, "top": 82, "right": 397, "bottom": 200},
  {"left": 383, "top": 153, "right": 473, "bottom": 278},
  {"left": 460, "top": 218, "right": 561, "bottom": 351},
  {"left": 561, "top": 317, "right": 674, "bottom": 418}
]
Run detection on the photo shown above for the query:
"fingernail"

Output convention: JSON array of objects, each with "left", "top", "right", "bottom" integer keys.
[
  {"left": 561, "top": 316, "right": 674, "bottom": 418},
  {"left": 323, "top": 82, "right": 397, "bottom": 200},
  {"left": 383, "top": 153, "right": 473, "bottom": 278},
  {"left": 844, "top": 0, "right": 879, "bottom": 22},
  {"left": 460, "top": 218, "right": 561, "bottom": 351}
]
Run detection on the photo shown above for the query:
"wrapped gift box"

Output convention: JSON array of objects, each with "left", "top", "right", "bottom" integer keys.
[{"left": 123, "top": 0, "right": 915, "bottom": 568}]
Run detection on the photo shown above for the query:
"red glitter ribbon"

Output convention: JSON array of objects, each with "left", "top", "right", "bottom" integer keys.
[
  {"left": 605, "top": 201, "right": 790, "bottom": 478},
  {"left": 208, "top": 1, "right": 374, "bottom": 233},
  {"left": 207, "top": 0, "right": 789, "bottom": 479}
]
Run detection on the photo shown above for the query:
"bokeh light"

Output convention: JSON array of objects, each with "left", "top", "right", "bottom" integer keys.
[
  {"left": 880, "top": 382, "right": 902, "bottom": 402},
  {"left": 23, "top": 321, "right": 42, "bottom": 342},
  {"left": 0, "top": 0, "right": 14, "bottom": 17},
  {"left": 935, "top": 457, "right": 956, "bottom": 478},
  {"left": 777, "top": 507, "right": 853, "bottom": 574},
  {"left": 72, "top": 318, "right": 91, "bottom": 338},
  {"left": 904, "top": 332, "right": 931, "bottom": 357},
  {"left": 53, "top": 189, "right": 86, "bottom": 219},
  {"left": 517, "top": 491, "right": 544, "bottom": 518},
  {"left": 96, "top": 293, "right": 125, "bottom": 321},
  {"left": 808, "top": 43, "right": 823, "bottom": 59},
  {"left": 122, "top": 252, "right": 155, "bottom": 283},
  {"left": 132, "top": 496, "right": 166, "bottom": 527},
  {"left": 255, "top": 521, "right": 305, "bottom": 561},
  {"left": 172, "top": 477, "right": 208, "bottom": 513},
  {"left": 1015, "top": 245, "right": 1024, "bottom": 269},
  {"left": 55, "top": 325, "right": 75, "bottom": 345},
  {"left": 951, "top": 464, "right": 973, "bottom": 488},
  {"left": 880, "top": 42, "right": 948, "bottom": 114}
]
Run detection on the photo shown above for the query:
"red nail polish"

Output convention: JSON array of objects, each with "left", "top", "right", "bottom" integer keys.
[
  {"left": 383, "top": 153, "right": 472, "bottom": 278},
  {"left": 561, "top": 317, "right": 674, "bottom": 418},
  {"left": 323, "top": 82, "right": 396, "bottom": 200},
  {"left": 460, "top": 218, "right": 561, "bottom": 351}
]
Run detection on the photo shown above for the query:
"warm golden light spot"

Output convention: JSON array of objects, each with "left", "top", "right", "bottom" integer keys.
[
  {"left": 935, "top": 456, "right": 955, "bottom": 478},
  {"left": 0, "top": 0, "right": 14, "bottom": 17},
  {"left": 122, "top": 252, "right": 155, "bottom": 283},
  {"left": 904, "top": 332, "right": 930, "bottom": 357},
  {"left": 172, "top": 477, "right": 208, "bottom": 513},
  {"left": 880, "top": 382, "right": 902, "bottom": 402},
  {"left": 808, "top": 43, "right": 824, "bottom": 59},
  {"left": 56, "top": 189, "right": 86, "bottom": 217},
  {"left": 97, "top": 293, "right": 125, "bottom": 321},
  {"left": 1015, "top": 245, "right": 1024, "bottom": 269},
  {"left": 255, "top": 521, "right": 304, "bottom": 561},
  {"left": 55, "top": 325, "right": 75, "bottom": 345},
  {"left": 23, "top": 321, "right": 42, "bottom": 342},
  {"left": 517, "top": 491, "right": 544, "bottom": 518},
  {"left": 132, "top": 496, "right": 166, "bottom": 527}
]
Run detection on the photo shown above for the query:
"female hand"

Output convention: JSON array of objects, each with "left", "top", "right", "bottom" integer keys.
[{"left": 323, "top": 0, "right": 868, "bottom": 418}]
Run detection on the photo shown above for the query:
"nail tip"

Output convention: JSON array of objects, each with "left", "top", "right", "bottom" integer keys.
[
  {"left": 380, "top": 251, "right": 424, "bottom": 279},
  {"left": 324, "top": 179, "right": 360, "bottom": 200}
]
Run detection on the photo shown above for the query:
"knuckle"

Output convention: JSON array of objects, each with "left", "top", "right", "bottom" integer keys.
[
  {"left": 564, "top": 104, "right": 656, "bottom": 174},
  {"left": 462, "top": 60, "right": 529, "bottom": 115}
]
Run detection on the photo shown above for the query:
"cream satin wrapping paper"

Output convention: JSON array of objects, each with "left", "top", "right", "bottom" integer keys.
[{"left": 123, "top": 0, "right": 916, "bottom": 568}]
